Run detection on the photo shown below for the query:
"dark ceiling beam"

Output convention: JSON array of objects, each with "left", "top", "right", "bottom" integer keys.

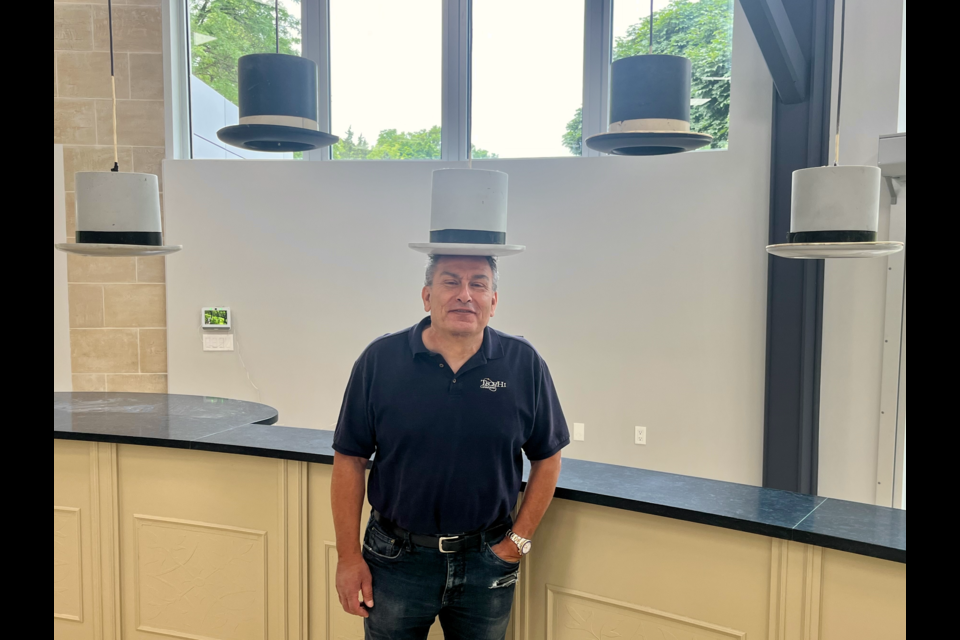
[
  {"left": 762, "top": 0, "right": 835, "bottom": 495},
  {"left": 740, "top": 0, "right": 809, "bottom": 104}
]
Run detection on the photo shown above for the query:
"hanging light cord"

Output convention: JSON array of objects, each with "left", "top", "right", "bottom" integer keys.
[
  {"left": 275, "top": 0, "right": 280, "bottom": 54},
  {"left": 835, "top": 0, "right": 847, "bottom": 166},
  {"left": 649, "top": 0, "right": 655, "bottom": 54},
  {"left": 108, "top": 0, "right": 119, "bottom": 172}
]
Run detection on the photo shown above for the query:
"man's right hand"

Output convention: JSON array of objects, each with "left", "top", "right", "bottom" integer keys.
[{"left": 336, "top": 554, "right": 374, "bottom": 618}]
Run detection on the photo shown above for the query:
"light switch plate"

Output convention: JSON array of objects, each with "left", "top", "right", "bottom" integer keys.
[
  {"left": 574, "top": 423, "right": 586, "bottom": 442},
  {"left": 635, "top": 426, "right": 647, "bottom": 446},
  {"left": 203, "top": 334, "right": 235, "bottom": 352}
]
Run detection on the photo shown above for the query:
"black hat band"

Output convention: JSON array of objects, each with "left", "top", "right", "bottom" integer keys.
[
  {"left": 430, "top": 230, "right": 507, "bottom": 245},
  {"left": 77, "top": 231, "right": 164, "bottom": 246},
  {"left": 787, "top": 230, "right": 878, "bottom": 244}
]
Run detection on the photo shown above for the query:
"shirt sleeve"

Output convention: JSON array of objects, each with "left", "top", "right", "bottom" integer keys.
[
  {"left": 523, "top": 357, "right": 571, "bottom": 461},
  {"left": 333, "top": 353, "right": 377, "bottom": 459}
]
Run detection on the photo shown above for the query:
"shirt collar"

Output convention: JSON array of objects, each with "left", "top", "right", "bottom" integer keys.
[
  {"left": 409, "top": 316, "right": 433, "bottom": 357},
  {"left": 408, "top": 316, "right": 504, "bottom": 361}
]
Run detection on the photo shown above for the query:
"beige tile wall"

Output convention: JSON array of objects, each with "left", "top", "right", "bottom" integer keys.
[{"left": 55, "top": 0, "right": 168, "bottom": 394}]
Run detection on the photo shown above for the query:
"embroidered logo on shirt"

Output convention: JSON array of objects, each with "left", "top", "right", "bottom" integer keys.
[{"left": 481, "top": 378, "right": 507, "bottom": 392}]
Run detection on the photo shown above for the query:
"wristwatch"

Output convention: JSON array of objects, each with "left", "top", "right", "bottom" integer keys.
[{"left": 507, "top": 531, "right": 533, "bottom": 556}]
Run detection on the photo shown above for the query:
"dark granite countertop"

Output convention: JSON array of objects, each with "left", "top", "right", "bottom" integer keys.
[{"left": 54, "top": 393, "right": 905, "bottom": 564}]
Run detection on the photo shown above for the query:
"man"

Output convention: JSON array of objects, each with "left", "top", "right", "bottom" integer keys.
[{"left": 332, "top": 254, "right": 570, "bottom": 640}]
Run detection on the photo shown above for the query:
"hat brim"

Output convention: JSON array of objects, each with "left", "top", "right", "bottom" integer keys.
[
  {"left": 586, "top": 131, "right": 713, "bottom": 156},
  {"left": 766, "top": 242, "right": 904, "bottom": 260},
  {"left": 217, "top": 124, "right": 340, "bottom": 153},
  {"left": 409, "top": 243, "right": 526, "bottom": 257},
  {"left": 55, "top": 243, "right": 183, "bottom": 258}
]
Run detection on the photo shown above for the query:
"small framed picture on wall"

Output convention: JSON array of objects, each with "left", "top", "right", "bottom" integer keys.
[{"left": 201, "top": 307, "right": 231, "bottom": 330}]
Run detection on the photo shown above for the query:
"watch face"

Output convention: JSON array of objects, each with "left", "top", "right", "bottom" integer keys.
[{"left": 521, "top": 541, "right": 533, "bottom": 555}]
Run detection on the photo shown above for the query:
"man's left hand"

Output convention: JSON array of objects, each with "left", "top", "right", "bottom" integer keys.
[{"left": 490, "top": 538, "right": 522, "bottom": 564}]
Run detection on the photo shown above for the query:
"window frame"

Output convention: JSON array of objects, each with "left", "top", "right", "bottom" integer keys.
[
  {"left": 168, "top": 0, "right": 615, "bottom": 161},
  {"left": 894, "top": 285, "right": 905, "bottom": 509},
  {"left": 875, "top": 194, "right": 906, "bottom": 509},
  {"left": 874, "top": 0, "right": 906, "bottom": 510}
]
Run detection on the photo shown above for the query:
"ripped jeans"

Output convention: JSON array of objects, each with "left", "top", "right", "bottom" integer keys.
[{"left": 362, "top": 517, "right": 520, "bottom": 640}]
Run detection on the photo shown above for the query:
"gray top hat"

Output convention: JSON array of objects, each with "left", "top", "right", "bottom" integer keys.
[
  {"left": 587, "top": 55, "right": 713, "bottom": 156},
  {"left": 409, "top": 169, "right": 525, "bottom": 257}
]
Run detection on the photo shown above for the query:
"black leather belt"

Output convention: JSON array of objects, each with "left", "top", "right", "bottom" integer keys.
[{"left": 373, "top": 511, "right": 511, "bottom": 555}]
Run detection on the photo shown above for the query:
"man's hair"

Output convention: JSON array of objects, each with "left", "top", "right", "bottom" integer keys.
[{"left": 425, "top": 255, "right": 499, "bottom": 292}]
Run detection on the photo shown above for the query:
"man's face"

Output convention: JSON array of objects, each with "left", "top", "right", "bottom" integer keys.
[{"left": 422, "top": 257, "right": 498, "bottom": 337}]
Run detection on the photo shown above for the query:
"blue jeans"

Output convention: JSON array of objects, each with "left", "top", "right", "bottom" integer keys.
[{"left": 362, "top": 517, "right": 520, "bottom": 640}]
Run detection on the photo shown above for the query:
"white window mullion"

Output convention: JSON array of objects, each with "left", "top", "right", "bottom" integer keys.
[
  {"left": 442, "top": 0, "right": 471, "bottom": 162},
  {"left": 163, "top": 0, "right": 193, "bottom": 159},
  {"left": 303, "top": 0, "right": 331, "bottom": 160},
  {"left": 581, "top": 0, "right": 612, "bottom": 158}
]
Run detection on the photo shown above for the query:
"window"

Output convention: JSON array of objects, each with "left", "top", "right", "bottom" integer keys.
[
  {"left": 187, "top": 0, "right": 303, "bottom": 159},
  {"left": 613, "top": 0, "right": 734, "bottom": 150},
  {"left": 898, "top": 0, "right": 905, "bottom": 133},
  {"left": 176, "top": 0, "right": 736, "bottom": 160},
  {"left": 472, "top": 0, "right": 584, "bottom": 159},
  {"left": 329, "top": 0, "right": 442, "bottom": 160}
]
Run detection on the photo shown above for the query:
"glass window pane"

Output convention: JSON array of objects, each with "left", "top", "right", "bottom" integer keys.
[
  {"left": 188, "top": 0, "right": 303, "bottom": 159},
  {"left": 613, "top": 0, "right": 734, "bottom": 150},
  {"left": 330, "top": 1, "right": 442, "bottom": 160},
  {"left": 898, "top": 0, "right": 905, "bottom": 133},
  {"left": 472, "top": 0, "right": 584, "bottom": 159}
]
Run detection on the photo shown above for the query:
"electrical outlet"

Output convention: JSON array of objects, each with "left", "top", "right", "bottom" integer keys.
[
  {"left": 635, "top": 426, "right": 648, "bottom": 446},
  {"left": 574, "top": 423, "right": 586, "bottom": 442},
  {"left": 203, "top": 334, "right": 235, "bottom": 352}
]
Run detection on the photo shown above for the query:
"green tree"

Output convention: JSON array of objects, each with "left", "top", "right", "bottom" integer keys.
[
  {"left": 331, "top": 127, "right": 372, "bottom": 160},
  {"left": 367, "top": 127, "right": 443, "bottom": 160},
  {"left": 563, "top": 0, "right": 733, "bottom": 154},
  {"left": 470, "top": 146, "right": 498, "bottom": 160},
  {"left": 332, "top": 126, "right": 498, "bottom": 161},
  {"left": 562, "top": 108, "right": 584, "bottom": 156},
  {"left": 190, "top": 0, "right": 301, "bottom": 106}
]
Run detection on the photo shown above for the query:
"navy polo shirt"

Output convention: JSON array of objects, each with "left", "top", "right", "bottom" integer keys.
[{"left": 333, "top": 317, "right": 570, "bottom": 536}]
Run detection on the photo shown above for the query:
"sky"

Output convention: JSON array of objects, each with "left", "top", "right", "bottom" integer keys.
[
  {"left": 471, "top": 0, "right": 584, "bottom": 157},
  {"left": 325, "top": 0, "right": 679, "bottom": 158},
  {"left": 898, "top": 0, "right": 905, "bottom": 133},
  {"left": 329, "top": 0, "right": 442, "bottom": 148},
  {"left": 213, "top": 0, "right": 689, "bottom": 159}
]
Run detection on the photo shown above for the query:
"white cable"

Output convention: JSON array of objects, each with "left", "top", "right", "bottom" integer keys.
[
  {"left": 232, "top": 322, "right": 262, "bottom": 404},
  {"left": 197, "top": 323, "right": 262, "bottom": 403}
]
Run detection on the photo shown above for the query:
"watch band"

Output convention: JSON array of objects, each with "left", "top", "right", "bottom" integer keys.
[{"left": 508, "top": 530, "right": 533, "bottom": 556}]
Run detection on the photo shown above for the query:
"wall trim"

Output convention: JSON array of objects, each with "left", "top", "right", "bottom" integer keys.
[
  {"left": 132, "top": 515, "right": 268, "bottom": 640},
  {"left": 54, "top": 506, "right": 84, "bottom": 622},
  {"left": 547, "top": 585, "right": 746, "bottom": 639},
  {"left": 768, "top": 539, "right": 824, "bottom": 640},
  {"left": 89, "top": 442, "right": 122, "bottom": 639},
  {"left": 280, "top": 460, "right": 310, "bottom": 638}
]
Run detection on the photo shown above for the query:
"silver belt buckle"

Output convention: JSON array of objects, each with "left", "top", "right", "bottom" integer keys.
[{"left": 439, "top": 536, "right": 460, "bottom": 554}]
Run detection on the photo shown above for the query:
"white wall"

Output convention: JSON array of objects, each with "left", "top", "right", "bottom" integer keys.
[
  {"left": 54, "top": 145, "right": 72, "bottom": 392},
  {"left": 898, "top": 0, "right": 906, "bottom": 133},
  {"left": 818, "top": 0, "right": 905, "bottom": 504},
  {"left": 165, "top": 3, "right": 773, "bottom": 485}
]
